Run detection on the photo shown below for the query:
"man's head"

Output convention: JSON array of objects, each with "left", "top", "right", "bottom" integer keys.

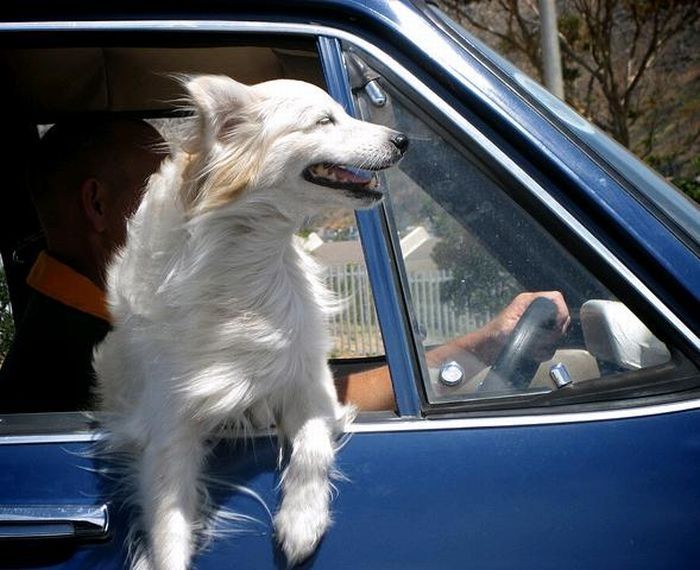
[{"left": 32, "top": 117, "right": 165, "bottom": 286}]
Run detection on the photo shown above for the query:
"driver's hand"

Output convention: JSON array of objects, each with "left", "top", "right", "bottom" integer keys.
[{"left": 480, "top": 291, "right": 570, "bottom": 363}]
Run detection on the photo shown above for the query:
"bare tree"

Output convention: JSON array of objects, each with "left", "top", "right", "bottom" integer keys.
[{"left": 438, "top": 0, "right": 699, "bottom": 154}]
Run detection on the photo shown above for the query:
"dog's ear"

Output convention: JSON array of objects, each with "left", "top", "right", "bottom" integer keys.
[{"left": 184, "top": 75, "right": 257, "bottom": 150}]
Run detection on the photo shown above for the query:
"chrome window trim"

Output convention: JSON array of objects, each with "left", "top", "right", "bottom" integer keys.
[
  {"left": 0, "top": 19, "right": 696, "bottom": 437},
  {"left": 0, "top": 433, "right": 102, "bottom": 444},
  {"left": 2, "top": 397, "right": 700, "bottom": 444},
  {"left": 352, "top": 397, "right": 700, "bottom": 432}
]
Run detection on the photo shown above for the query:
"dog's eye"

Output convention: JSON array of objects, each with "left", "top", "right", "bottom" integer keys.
[{"left": 317, "top": 116, "right": 334, "bottom": 126}]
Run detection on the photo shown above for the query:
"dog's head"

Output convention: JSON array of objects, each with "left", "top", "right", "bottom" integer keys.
[{"left": 180, "top": 75, "right": 407, "bottom": 216}]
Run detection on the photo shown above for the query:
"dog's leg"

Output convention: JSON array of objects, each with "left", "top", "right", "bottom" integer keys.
[
  {"left": 137, "top": 425, "right": 204, "bottom": 570},
  {"left": 274, "top": 364, "right": 346, "bottom": 565}
]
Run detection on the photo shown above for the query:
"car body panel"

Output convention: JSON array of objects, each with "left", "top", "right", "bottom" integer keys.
[{"left": 2, "top": 406, "right": 700, "bottom": 569}]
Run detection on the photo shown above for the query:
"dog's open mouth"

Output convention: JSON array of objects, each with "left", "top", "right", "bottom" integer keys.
[{"left": 303, "top": 163, "right": 381, "bottom": 194}]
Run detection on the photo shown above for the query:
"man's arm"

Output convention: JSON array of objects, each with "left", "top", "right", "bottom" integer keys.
[{"left": 335, "top": 291, "right": 570, "bottom": 411}]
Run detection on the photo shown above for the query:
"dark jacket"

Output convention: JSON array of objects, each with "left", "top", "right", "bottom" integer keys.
[{"left": 0, "top": 252, "right": 110, "bottom": 412}]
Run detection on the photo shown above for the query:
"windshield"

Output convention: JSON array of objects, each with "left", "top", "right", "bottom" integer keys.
[{"left": 425, "top": 3, "right": 700, "bottom": 249}]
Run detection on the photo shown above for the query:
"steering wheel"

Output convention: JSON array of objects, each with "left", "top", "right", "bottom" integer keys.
[{"left": 478, "top": 297, "right": 558, "bottom": 393}]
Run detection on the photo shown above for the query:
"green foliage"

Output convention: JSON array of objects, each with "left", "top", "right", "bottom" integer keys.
[
  {"left": 558, "top": 14, "right": 582, "bottom": 47},
  {"left": 432, "top": 239, "right": 520, "bottom": 314},
  {"left": 672, "top": 177, "right": 700, "bottom": 203},
  {"left": 645, "top": 153, "right": 700, "bottom": 203},
  {"left": 0, "top": 267, "right": 14, "bottom": 363},
  {"left": 429, "top": 215, "right": 520, "bottom": 314}
]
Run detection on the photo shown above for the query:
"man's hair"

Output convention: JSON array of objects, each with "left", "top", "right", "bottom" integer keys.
[{"left": 31, "top": 117, "right": 160, "bottom": 231}]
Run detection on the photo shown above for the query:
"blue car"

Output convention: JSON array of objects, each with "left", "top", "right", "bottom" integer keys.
[{"left": 1, "top": 1, "right": 699, "bottom": 568}]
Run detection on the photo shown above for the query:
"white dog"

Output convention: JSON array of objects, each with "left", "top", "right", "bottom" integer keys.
[{"left": 93, "top": 75, "right": 407, "bottom": 570}]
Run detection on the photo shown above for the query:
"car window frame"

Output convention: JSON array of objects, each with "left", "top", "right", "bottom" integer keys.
[{"left": 334, "top": 40, "right": 700, "bottom": 415}]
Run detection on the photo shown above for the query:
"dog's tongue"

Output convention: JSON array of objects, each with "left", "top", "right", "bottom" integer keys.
[{"left": 330, "top": 165, "right": 373, "bottom": 184}]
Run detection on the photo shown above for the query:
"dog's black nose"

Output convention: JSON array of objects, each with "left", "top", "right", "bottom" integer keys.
[{"left": 391, "top": 134, "right": 409, "bottom": 153}]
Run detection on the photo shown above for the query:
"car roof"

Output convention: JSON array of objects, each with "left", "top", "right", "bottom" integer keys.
[{"left": 1, "top": 0, "right": 401, "bottom": 25}]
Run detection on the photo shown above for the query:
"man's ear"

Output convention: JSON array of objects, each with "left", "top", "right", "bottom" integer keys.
[
  {"left": 80, "top": 177, "right": 108, "bottom": 233},
  {"left": 182, "top": 75, "right": 258, "bottom": 152}
]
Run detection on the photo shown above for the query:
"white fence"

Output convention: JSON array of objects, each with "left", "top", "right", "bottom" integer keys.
[
  {"left": 325, "top": 264, "right": 383, "bottom": 357},
  {"left": 324, "top": 264, "right": 492, "bottom": 357},
  {"left": 407, "top": 269, "right": 493, "bottom": 343}
]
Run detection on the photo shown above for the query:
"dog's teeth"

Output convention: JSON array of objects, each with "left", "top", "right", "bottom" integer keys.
[{"left": 327, "top": 167, "right": 339, "bottom": 181}]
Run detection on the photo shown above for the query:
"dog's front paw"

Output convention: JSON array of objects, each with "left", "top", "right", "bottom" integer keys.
[{"left": 274, "top": 495, "right": 330, "bottom": 566}]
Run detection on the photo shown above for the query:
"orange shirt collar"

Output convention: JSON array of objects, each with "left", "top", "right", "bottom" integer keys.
[{"left": 26, "top": 251, "right": 111, "bottom": 324}]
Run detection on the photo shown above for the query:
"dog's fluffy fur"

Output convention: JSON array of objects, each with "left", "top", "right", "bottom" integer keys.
[{"left": 93, "top": 75, "right": 406, "bottom": 570}]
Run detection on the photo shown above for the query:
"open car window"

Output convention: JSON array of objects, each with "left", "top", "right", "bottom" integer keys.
[
  {"left": 347, "top": 46, "right": 696, "bottom": 410},
  {"left": 0, "top": 41, "right": 387, "bottom": 416}
]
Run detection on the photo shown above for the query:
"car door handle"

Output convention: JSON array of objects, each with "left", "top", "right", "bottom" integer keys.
[{"left": 0, "top": 504, "right": 109, "bottom": 540}]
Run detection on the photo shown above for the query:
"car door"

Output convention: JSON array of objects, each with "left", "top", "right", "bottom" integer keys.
[
  {"left": 2, "top": 5, "right": 700, "bottom": 570},
  {"left": 324, "top": 12, "right": 700, "bottom": 569}
]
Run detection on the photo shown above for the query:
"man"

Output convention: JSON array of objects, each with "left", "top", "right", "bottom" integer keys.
[
  {"left": 0, "top": 117, "right": 569, "bottom": 413},
  {"left": 0, "top": 118, "right": 165, "bottom": 412}
]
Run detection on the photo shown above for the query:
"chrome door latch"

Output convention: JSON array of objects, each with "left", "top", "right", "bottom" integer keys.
[{"left": 0, "top": 504, "right": 109, "bottom": 540}]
